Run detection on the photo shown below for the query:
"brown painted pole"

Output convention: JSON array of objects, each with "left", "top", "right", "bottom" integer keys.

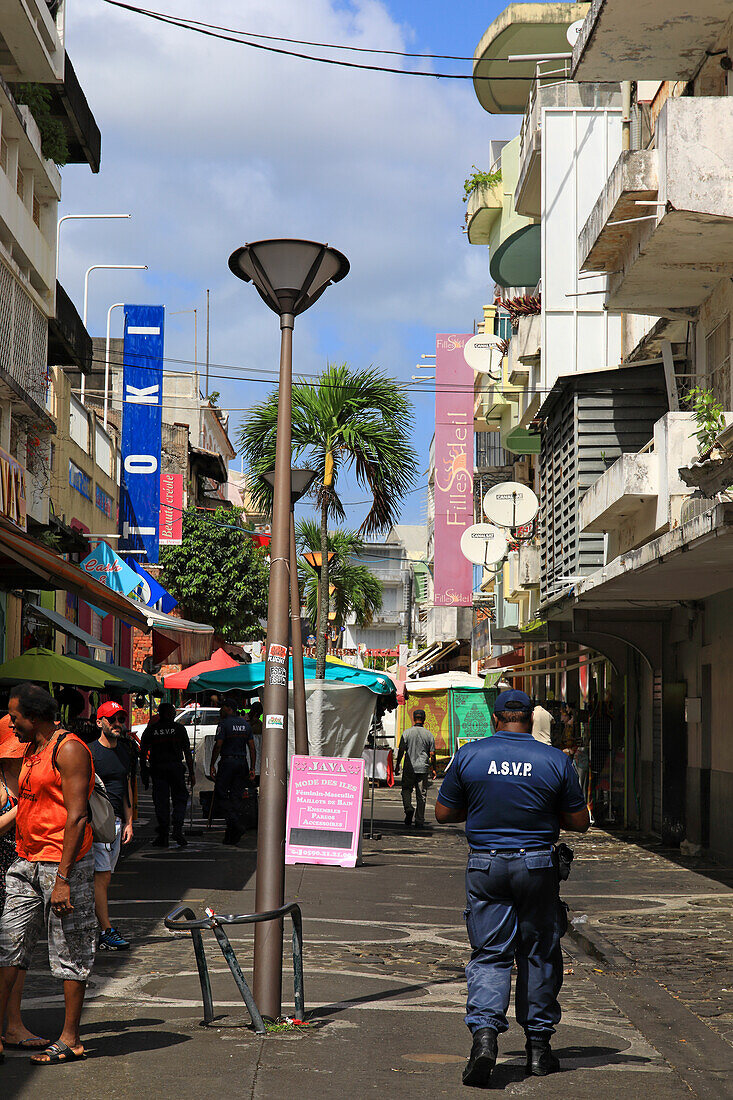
[
  {"left": 253, "top": 312, "right": 294, "bottom": 1020},
  {"left": 290, "top": 509, "right": 309, "bottom": 756}
]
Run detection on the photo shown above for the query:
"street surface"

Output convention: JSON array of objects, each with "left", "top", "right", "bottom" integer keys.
[{"left": 3, "top": 788, "right": 732, "bottom": 1098}]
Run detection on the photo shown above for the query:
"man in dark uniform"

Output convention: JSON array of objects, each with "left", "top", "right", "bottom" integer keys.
[
  {"left": 435, "top": 689, "right": 589, "bottom": 1088},
  {"left": 209, "top": 701, "right": 256, "bottom": 845},
  {"left": 139, "top": 702, "right": 195, "bottom": 849}
]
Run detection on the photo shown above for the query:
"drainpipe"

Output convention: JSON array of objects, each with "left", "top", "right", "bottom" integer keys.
[{"left": 621, "top": 81, "right": 632, "bottom": 151}]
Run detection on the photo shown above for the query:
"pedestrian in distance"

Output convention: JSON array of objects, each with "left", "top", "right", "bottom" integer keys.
[
  {"left": 0, "top": 683, "right": 98, "bottom": 1065},
  {"left": 435, "top": 688, "right": 590, "bottom": 1088},
  {"left": 209, "top": 700, "right": 256, "bottom": 845},
  {"left": 531, "top": 701, "right": 553, "bottom": 746},
  {"left": 0, "top": 714, "right": 48, "bottom": 1052},
  {"left": 139, "top": 702, "right": 195, "bottom": 849},
  {"left": 90, "top": 701, "right": 135, "bottom": 951},
  {"left": 395, "top": 708, "right": 436, "bottom": 829}
]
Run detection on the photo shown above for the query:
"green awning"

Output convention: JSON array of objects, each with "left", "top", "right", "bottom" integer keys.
[
  {"left": 503, "top": 426, "right": 541, "bottom": 455},
  {"left": 490, "top": 223, "right": 540, "bottom": 289},
  {"left": 73, "top": 655, "right": 164, "bottom": 695},
  {"left": 411, "top": 561, "right": 431, "bottom": 604}
]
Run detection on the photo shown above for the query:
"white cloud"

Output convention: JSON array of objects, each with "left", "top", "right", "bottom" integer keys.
[{"left": 60, "top": 0, "right": 517, "bottom": 521}]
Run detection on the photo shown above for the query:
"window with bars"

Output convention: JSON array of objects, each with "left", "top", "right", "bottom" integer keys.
[
  {"left": 0, "top": 259, "right": 49, "bottom": 409},
  {"left": 0, "top": 136, "right": 7, "bottom": 175},
  {"left": 16, "top": 165, "right": 24, "bottom": 202},
  {"left": 32, "top": 195, "right": 40, "bottom": 228},
  {"left": 704, "top": 316, "right": 731, "bottom": 410}
]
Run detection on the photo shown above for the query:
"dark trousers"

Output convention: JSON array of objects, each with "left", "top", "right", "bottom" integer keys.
[
  {"left": 464, "top": 848, "right": 566, "bottom": 1039},
  {"left": 215, "top": 758, "right": 250, "bottom": 834},
  {"left": 151, "top": 763, "right": 188, "bottom": 835},
  {"left": 401, "top": 773, "right": 429, "bottom": 824}
]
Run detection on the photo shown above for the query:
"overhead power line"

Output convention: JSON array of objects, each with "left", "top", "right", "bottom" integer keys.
[{"left": 100, "top": 1, "right": 530, "bottom": 81}]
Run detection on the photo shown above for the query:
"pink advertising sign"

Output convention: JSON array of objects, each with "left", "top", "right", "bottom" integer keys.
[
  {"left": 159, "top": 473, "right": 183, "bottom": 545},
  {"left": 285, "top": 755, "right": 365, "bottom": 868},
  {"left": 434, "top": 333, "right": 474, "bottom": 605}
]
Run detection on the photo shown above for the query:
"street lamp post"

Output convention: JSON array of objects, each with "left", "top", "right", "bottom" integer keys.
[
  {"left": 229, "top": 240, "right": 348, "bottom": 1020},
  {"left": 81, "top": 263, "right": 148, "bottom": 403},
  {"left": 264, "top": 467, "right": 317, "bottom": 760},
  {"left": 56, "top": 213, "right": 131, "bottom": 278}
]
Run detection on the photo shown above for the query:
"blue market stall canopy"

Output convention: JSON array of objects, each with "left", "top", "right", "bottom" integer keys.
[{"left": 189, "top": 657, "right": 396, "bottom": 701}]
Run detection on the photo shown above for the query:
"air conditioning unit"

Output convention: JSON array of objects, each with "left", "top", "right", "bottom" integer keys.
[{"left": 513, "top": 459, "right": 531, "bottom": 484}]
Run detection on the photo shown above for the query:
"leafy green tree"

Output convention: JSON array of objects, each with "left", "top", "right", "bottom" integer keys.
[
  {"left": 158, "top": 506, "right": 269, "bottom": 640},
  {"left": 12, "top": 84, "right": 69, "bottom": 165},
  {"left": 239, "top": 362, "right": 416, "bottom": 676},
  {"left": 296, "top": 520, "right": 383, "bottom": 640}
]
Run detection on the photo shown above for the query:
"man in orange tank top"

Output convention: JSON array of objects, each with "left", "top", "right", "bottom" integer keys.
[{"left": 0, "top": 683, "right": 96, "bottom": 1066}]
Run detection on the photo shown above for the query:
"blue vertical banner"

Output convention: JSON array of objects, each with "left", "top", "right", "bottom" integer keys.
[{"left": 119, "top": 305, "right": 165, "bottom": 564}]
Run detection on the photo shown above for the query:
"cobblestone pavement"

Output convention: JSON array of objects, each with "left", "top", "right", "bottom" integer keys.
[
  {"left": 2, "top": 790, "right": 732, "bottom": 1098},
  {"left": 564, "top": 830, "right": 733, "bottom": 1048}
]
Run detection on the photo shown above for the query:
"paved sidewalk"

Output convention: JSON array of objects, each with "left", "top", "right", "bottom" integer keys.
[{"left": 2, "top": 788, "right": 732, "bottom": 1098}]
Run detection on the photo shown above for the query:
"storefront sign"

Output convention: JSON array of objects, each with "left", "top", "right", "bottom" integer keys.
[
  {"left": 285, "top": 755, "right": 365, "bottom": 868},
  {"left": 68, "top": 460, "right": 92, "bottom": 502},
  {"left": 119, "top": 305, "right": 165, "bottom": 563},
  {"left": 0, "top": 447, "right": 27, "bottom": 530},
  {"left": 434, "top": 333, "right": 474, "bottom": 605},
  {"left": 79, "top": 541, "right": 143, "bottom": 617},
  {"left": 159, "top": 472, "right": 183, "bottom": 545},
  {"left": 95, "top": 484, "right": 114, "bottom": 519}
]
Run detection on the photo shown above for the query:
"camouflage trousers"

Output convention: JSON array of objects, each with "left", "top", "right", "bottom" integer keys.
[{"left": 0, "top": 852, "right": 96, "bottom": 981}]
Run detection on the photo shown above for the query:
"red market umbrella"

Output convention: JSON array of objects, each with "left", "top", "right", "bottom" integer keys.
[{"left": 163, "top": 647, "right": 240, "bottom": 690}]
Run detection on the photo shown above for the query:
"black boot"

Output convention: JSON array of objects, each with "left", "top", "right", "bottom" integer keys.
[
  {"left": 525, "top": 1037, "right": 560, "bottom": 1076},
  {"left": 462, "top": 1027, "right": 497, "bottom": 1088}
]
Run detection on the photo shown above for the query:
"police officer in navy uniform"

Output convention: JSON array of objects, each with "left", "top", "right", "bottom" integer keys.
[{"left": 435, "top": 689, "right": 589, "bottom": 1088}]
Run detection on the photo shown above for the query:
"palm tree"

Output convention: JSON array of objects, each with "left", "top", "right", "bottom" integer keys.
[
  {"left": 296, "top": 520, "right": 383, "bottom": 645},
  {"left": 239, "top": 362, "right": 416, "bottom": 676}
]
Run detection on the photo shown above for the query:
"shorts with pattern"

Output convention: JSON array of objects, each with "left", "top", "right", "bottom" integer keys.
[{"left": 0, "top": 853, "right": 96, "bottom": 980}]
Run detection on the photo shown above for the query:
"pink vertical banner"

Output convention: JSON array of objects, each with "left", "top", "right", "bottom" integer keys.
[
  {"left": 434, "top": 334, "right": 474, "bottom": 605},
  {"left": 285, "top": 756, "right": 365, "bottom": 868},
  {"left": 159, "top": 473, "right": 183, "bottom": 545}
]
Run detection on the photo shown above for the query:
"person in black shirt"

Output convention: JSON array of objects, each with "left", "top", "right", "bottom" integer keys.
[
  {"left": 139, "top": 702, "right": 194, "bottom": 848},
  {"left": 209, "top": 701, "right": 256, "bottom": 845},
  {"left": 90, "top": 701, "right": 135, "bottom": 951}
]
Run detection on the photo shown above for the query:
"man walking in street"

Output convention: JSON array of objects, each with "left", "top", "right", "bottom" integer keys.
[
  {"left": 435, "top": 689, "right": 589, "bottom": 1088},
  {"left": 0, "top": 683, "right": 97, "bottom": 1065},
  {"left": 395, "top": 708, "right": 436, "bottom": 829},
  {"left": 90, "top": 701, "right": 134, "bottom": 951},
  {"left": 139, "top": 702, "right": 194, "bottom": 848},
  {"left": 209, "top": 700, "right": 256, "bottom": 845}
]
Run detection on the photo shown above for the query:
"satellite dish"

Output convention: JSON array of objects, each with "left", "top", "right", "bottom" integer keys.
[
  {"left": 483, "top": 482, "right": 539, "bottom": 528},
  {"left": 460, "top": 523, "right": 509, "bottom": 565},
  {"left": 463, "top": 333, "right": 504, "bottom": 375},
  {"left": 566, "top": 19, "right": 584, "bottom": 47}
]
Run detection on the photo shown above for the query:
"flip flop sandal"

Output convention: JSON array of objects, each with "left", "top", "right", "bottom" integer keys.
[
  {"left": 3, "top": 1037, "right": 49, "bottom": 1050},
  {"left": 30, "top": 1040, "right": 86, "bottom": 1065}
]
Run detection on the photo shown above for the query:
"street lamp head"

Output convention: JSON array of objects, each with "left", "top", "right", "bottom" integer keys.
[
  {"left": 263, "top": 467, "right": 317, "bottom": 504},
  {"left": 228, "top": 239, "right": 349, "bottom": 317}
]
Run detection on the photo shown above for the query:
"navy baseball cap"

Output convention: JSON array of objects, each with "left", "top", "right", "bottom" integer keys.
[{"left": 494, "top": 689, "right": 532, "bottom": 713}]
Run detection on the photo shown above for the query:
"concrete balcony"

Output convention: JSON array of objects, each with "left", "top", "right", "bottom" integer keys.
[
  {"left": 465, "top": 180, "right": 502, "bottom": 245},
  {"left": 572, "top": 0, "right": 732, "bottom": 82},
  {"left": 578, "top": 413, "right": 701, "bottom": 560},
  {"left": 44, "top": 53, "right": 101, "bottom": 173},
  {"left": 515, "top": 67, "right": 620, "bottom": 219},
  {"left": 579, "top": 97, "right": 733, "bottom": 318},
  {"left": 48, "top": 281, "right": 92, "bottom": 372},
  {"left": 509, "top": 311, "right": 540, "bottom": 384},
  {"left": 0, "top": 0, "right": 65, "bottom": 83}
]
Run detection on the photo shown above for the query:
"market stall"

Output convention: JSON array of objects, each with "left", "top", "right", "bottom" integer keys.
[{"left": 398, "top": 671, "right": 503, "bottom": 765}]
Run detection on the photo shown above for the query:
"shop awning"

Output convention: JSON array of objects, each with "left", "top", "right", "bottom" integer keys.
[
  {"left": 0, "top": 519, "right": 150, "bottom": 627},
  {"left": 125, "top": 600, "right": 214, "bottom": 665},
  {"left": 27, "top": 603, "right": 112, "bottom": 654},
  {"left": 407, "top": 640, "right": 459, "bottom": 678}
]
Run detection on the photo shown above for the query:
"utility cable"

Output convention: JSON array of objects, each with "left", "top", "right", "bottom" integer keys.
[{"left": 101, "top": 1, "right": 534, "bottom": 81}]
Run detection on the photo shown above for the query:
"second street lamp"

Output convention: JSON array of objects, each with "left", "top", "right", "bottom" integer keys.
[{"left": 229, "top": 239, "right": 348, "bottom": 1021}]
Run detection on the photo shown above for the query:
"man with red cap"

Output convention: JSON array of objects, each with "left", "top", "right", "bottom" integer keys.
[{"left": 90, "top": 702, "right": 135, "bottom": 951}]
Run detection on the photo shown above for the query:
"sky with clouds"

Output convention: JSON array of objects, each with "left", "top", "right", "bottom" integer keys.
[{"left": 60, "top": 0, "right": 519, "bottom": 530}]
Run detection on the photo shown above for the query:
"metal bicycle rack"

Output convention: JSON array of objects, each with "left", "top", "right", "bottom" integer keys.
[{"left": 164, "top": 902, "right": 305, "bottom": 1035}]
